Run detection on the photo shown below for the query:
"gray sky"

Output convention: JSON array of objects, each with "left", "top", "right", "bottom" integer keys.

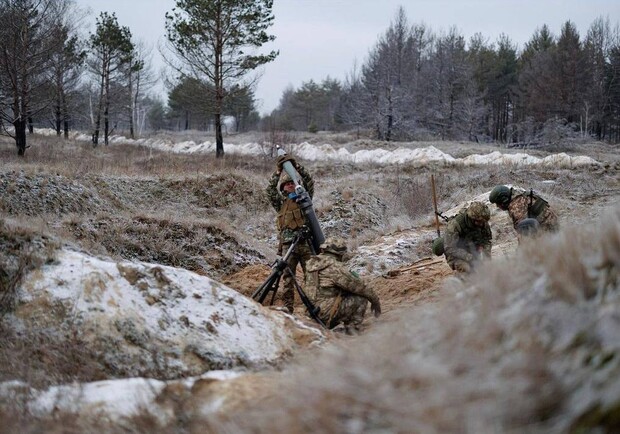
[{"left": 78, "top": 0, "right": 620, "bottom": 115}]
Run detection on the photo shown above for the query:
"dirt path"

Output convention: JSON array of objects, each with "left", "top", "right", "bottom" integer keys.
[{"left": 222, "top": 256, "right": 455, "bottom": 335}]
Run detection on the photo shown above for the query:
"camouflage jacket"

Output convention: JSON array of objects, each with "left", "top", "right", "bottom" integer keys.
[
  {"left": 266, "top": 163, "right": 314, "bottom": 212},
  {"left": 508, "top": 193, "right": 559, "bottom": 232},
  {"left": 444, "top": 211, "right": 492, "bottom": 263},
  {"left": 305, "top": 253, "right": 379, "bottom": 321},
  {"left": 266, "top": 163, "right": 315, "bottom": 242}
]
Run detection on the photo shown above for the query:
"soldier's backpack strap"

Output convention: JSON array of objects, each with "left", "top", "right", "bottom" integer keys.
[{"left": 527, "top": 189, "right": 549, "bottom": 220}]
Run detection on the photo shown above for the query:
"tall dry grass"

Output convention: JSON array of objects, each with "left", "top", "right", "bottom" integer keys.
[
  {"left": 1, "top": 131, "right": 619, "bottom": 432},
  {"left": 206, "top": 208, "right": 620, "bottom": 433}
]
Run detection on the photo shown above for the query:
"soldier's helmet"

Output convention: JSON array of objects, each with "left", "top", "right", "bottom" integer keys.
[
  {"left": 320, "top": 237, "right": 348, "bottom": 256},
  {"left": 489, "top": 185, "right": 512, "bottom": 207},
  {"left": 516, "top": 218, "right": 540, "bottom": 237},
  {"left": 278, "top": 172, "right": 294, "bottom": 192},
  {"left": 466, "top": 201, "right": 490, "bottom": 222}
]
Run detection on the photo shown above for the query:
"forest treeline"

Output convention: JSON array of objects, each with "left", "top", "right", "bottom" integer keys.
[
  {"left": 1, "top": 1, "right": 619, "bottom": 158},
  {"left": 270, "top": 8, "right": 620, "bottom": 145}
]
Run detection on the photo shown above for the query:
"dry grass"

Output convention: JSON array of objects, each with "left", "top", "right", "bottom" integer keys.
[
  {"left": 0, "top": 219, "right": 58, "bottom": 313},
  {"left": 205, "top": 207, "right": 620, "bottom": 433},
  {"left": 1, "top": 131, "right": 619, "bottom": 432},
  {"left": 0, "top": 133, "right": 274, "bottom": 178}
]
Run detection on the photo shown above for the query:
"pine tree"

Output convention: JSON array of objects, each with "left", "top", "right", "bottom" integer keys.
[{"left": 165, "top": 0, "right": 278, "bottom": 158}]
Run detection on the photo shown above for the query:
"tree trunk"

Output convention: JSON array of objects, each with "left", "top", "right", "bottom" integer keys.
[
  {"left": 93, "top": 70, "right": 105, "bottom": 146},
  {"left": 14, "top": 118, "right": 27, "bottom": 156},
  {"left": 214, "top": 4, "right": 224, "bottom": 158},
  {"left": 104, "top": 71, "right": 110, "bottom": 145},
  {"left": 62, "top": 91, "right": 69, "bottom": 139},
  {"left": 215, "top": 112, "right": 224, "bottom": 158},
  {"left": 55, "top": 97, "right": 62, "bottom": 136},
  {"left": 386, "top": 86, "right": 393, "bottom": 142},
  {"left": 104, "top": 105, "right": 109, "bottom": 145},
  {"left": 128, "top": 68, "right": 134, "bottom": 139}
]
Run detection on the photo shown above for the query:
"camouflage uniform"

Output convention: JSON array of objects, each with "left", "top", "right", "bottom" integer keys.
[
  {"left": 490, "top": 185, "right": 559, "bottom": 233},
  {"left": 305, "top": 248, "right": 380, "bottom": 330},
  {"left": 444, "top": 203, "right": 492, "bottom": 273},
  {"left": 507, "top": 193, "right": 559, "bottom": 232},
  {"left": 266, "top": 160, "right": 315, "bottom": 312}
]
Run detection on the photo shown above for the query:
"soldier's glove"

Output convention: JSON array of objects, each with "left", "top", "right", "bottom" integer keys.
[
  {"left": 276, "top": 155, "right": 297, "bottom": 171},
  {"left": 370, "top": 298, "right": 381, "bottom": 318}
]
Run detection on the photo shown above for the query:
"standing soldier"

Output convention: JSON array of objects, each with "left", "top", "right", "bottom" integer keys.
[
  {"left": 443, "top": 201, "right": 492, "bottom": 273},
  {"left": 266, "top": 154, "right": 315, "bottom": 314},
  {"left": 305, "top": 237, "right": 381, "bottom": 333},
  {"left": 489, "top": 185, "right": 559, "bottom": 232}
]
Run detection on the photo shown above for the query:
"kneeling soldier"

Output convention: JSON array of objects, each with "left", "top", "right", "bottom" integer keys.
[
  {"left": 305, "top": 238, "right": 381, "bottom": 332},
  {"left": 444, "top": 201, "right": 492, "bottom": 273}
]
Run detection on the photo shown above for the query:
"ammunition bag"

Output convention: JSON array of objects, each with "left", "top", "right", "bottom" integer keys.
[
  {"left": 529, "top": 196, "right": 548, "bottom": 219},
  {"left": 432, "top": 236, "right": 445, "bottom": 256}
]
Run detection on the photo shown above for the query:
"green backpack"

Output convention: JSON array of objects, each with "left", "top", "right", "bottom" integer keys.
[
  {"left": 523, "top": 189, "right": 549, "bottom": 220},
  {"left": 432, "top": 236, "right": 444, "bottom": 256}
]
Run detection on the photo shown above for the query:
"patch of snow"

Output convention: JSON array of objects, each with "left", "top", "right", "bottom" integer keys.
[
  {"left": 20, "top": 248, "right": 323, "bottom": 372},
  {"left": 35, "top": 128, "right": 599, "bottom": 168}
]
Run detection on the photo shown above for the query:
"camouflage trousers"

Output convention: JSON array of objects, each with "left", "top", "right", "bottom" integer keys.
[
  {"left": 281, "top": 240, "right": 314, "bottom": 312},
  {"left": 448, "top": 258, "right": 473, "bottom": 274},
  {"left": 319, "top": 294, "right": 369, "bottom": 329}
]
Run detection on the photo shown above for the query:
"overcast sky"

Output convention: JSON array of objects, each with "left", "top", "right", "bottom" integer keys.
[{"left": 77, "top": 0, "right": 620, "bottom": 115}]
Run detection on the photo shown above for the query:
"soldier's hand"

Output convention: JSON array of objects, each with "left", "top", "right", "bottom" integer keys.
[
  {"left": 370, "top": 299, "right": 381, "bottom": 318},
  {"left": 276, "top": 155, "right": 296, "bottom": 171}
]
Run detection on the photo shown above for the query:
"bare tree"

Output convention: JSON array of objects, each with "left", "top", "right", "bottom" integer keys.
[
  {"left": 0, "top": 0, "right": 70, "bottom": 155},
  {"left": 124, "top": 40, "right": 157, "bottom": 138}
]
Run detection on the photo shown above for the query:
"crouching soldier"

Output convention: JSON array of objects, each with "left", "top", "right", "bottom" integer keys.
[
  {"left": 489, "top": 185, "right": 559, "bottom": 232},
  {"left": 444, "top": 201, "right": 492, "bottom": 273},
  {"left": 305, "top": 237, "right": 381, "bottom": 332}
]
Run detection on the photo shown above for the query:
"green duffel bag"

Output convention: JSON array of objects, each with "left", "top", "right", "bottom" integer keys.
[{"left": 432, "top": 236, "right": 444, "bottom": 256}]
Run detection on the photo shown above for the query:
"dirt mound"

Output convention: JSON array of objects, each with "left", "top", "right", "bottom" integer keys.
[
  {"left": 368, "top": 257, "right": 453, "bottom": 312},
  {"left": 63, "top": 215, "right": 265, "bottom": 279},
  {"left": 0, "top": 171, "right": 111, "bottom": 216},
  {"left": 0, "top": 169, "right": 271, "bottom": 280},
  {"left": 319, "top": 188, "right": 389, "bottom": 238},
  {"left": 222, "top": 255, "right": 454, "bottom": 322},
  {"left": 0, "top": 220, "right": 59, "bottom": 312},
  {"left": 221, "top": 263, "right": 272, "bottom": 298}
]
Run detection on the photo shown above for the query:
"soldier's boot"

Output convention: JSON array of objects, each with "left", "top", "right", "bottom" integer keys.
[
  {"left": 343, "top": 312, "right": 365, "bottom": 336},
  {"left": 282, "top": 289, "right": 295, "bottom": 314},
  {"left": 343, "top": 324, "right": 362, "bottom": 335}
]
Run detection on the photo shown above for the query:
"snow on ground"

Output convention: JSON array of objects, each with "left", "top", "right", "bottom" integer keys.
[
  {"left": 18, "top": 248, "right": 323, "bottom": 372},
  {"left": 9, "top": 129, "right": 601, "bottom": 425},
  {"left": 36, "top": 129, "right": 600, "bottom": 168},
  {"left": 348, "top": 189, "right": 518, "bottom": 275},
  {"left": 1, "top": 247, "right": 325, "bottom": 420},
  {"left": 1, "top": 370, "right": 247, "bottom": 423}
]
